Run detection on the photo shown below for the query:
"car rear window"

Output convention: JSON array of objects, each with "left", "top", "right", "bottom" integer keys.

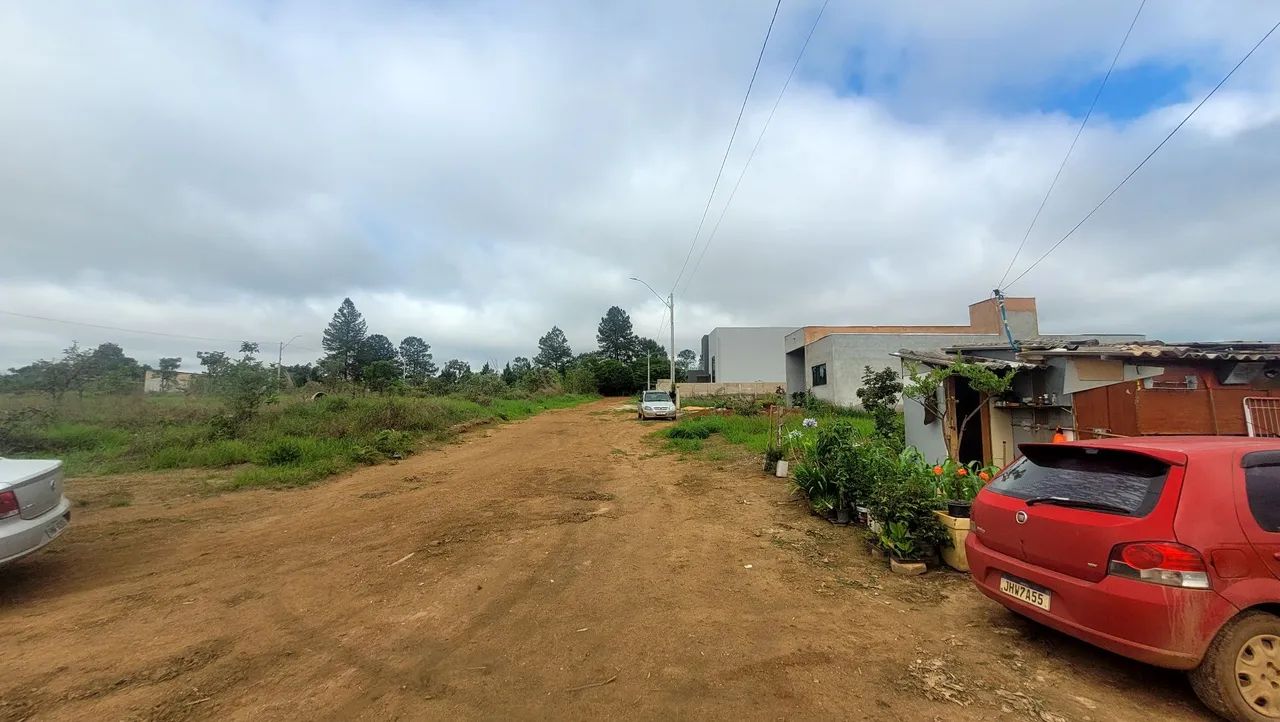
[
  {"left": 1244, "top": 451, "right": 1280, "bottom": 532},
  {"left": 988, "top": 446, "right": 1171, "bottom": 517}
]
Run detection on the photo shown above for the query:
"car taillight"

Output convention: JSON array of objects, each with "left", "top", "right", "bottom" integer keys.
[
  {"left": 0, "top": 490, "right": 18, "bottom": 520},
  {"left": 1108, "top": 542, "right": 1210, "bottom": 589}
]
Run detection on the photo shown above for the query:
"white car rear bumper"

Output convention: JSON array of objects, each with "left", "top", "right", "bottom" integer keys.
[{"left": 0, "top": 495, "right": 71, "bottom": 566}]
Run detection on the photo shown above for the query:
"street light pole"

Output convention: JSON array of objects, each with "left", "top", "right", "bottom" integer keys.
[
  {"left": 277, "top": 334, "right": 303, "bottom": 387},
  {"left": 629, "top": 277, "right": 677, "bottom": 413}
]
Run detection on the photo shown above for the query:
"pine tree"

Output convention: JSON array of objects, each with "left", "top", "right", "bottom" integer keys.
[
  {"left": 399, "top": 336, "right": 436, "bottom": 385},
  {"left": 534, "top": 326, "right": 573, "bottom": 372},
  {"left": 596, "top": 306, "right": 638, "bottom": 362},
  {"left": 322, "top": 298, "right": 368, "bottom": 381}
]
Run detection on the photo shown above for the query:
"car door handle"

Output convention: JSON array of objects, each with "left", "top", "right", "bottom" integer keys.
[{"left": 1274, "top": 552, "right": 1280, "bottom": 561}]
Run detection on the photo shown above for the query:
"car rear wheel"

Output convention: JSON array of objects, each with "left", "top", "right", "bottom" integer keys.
[{"left": 1191, "top": 610, "right": 1280, "bottom": 721}]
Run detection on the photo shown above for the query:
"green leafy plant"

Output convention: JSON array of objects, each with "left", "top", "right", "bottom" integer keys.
[
  {"left": 857, "top": 366, "right": 905, "bottom": 445},
  {"left": 878, "top": 521, "right": 920, "bottom": 561},
  {"left": 866, "top": 447, "right": 948, "bottom": 550}
]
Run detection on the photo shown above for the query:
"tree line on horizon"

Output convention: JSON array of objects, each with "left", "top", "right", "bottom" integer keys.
[{"left": 0, "top": 298, "right": 699, "bottom": 398}]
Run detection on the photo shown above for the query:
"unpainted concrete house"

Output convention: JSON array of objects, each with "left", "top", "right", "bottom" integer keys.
[
  {"left": 699, "top": 327, "right": 795, "bottom": 384},
  {"left": 783, "top": 297, "right": 1142, "bottom": 406}
]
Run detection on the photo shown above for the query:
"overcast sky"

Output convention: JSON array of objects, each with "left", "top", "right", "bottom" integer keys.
[{"left": 2, "top": 1, "right": 1278, "bottom": 371}]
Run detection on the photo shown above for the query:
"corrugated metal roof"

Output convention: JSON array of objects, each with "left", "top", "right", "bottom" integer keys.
[
  {"left": 1029, "top": 342, "right": 1280, "bottom": 362},
  {"left": 944, "top": 336, "right": 1108, "bottom": 352},
  {"left": 892, "top": 349, "right": 1041, "bottom": 370}
]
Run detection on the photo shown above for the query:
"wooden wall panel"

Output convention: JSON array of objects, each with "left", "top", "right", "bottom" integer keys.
[
  {"left": 1072, "top": 386, "right": 1111, "bottom": 438},
  {"left": 1107, "top": 382, "right": 1140, "bottom": 436}
]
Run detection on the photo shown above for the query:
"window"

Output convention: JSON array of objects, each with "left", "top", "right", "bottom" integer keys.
[
  {"left": 642, "top": 391, "right": 671, "bottom": 402},
  {"left": 811, "top": 364, "right": 827, "bottom": 387},
  {"left": 987, "top": 446, "right": 1170, "bottom": 517},
  {"left": 1244, "top": 452, "right": 1280, "bottom": 532}
]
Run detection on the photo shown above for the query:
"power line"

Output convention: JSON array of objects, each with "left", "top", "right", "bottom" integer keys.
[
  {"left": 682, "top": 0, "right": 830, "bottom": 295},
  {"left": 0, "top": 308, "right": 319, "bottom": 352},
  {"left": 1004, "top": 17, "right": 1280, "bottom": 290},
  {"left": 669, "top": 0, "right": 784, "bottom": 294},
  {"left": 995, "top": 0, "right": 1146, "bottom": 290}
]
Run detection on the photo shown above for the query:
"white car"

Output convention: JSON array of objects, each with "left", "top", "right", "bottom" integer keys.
[
  {"left": 1, "top": 459, "right": 71, "bottom": 567},
  {"left": 637, "top": 390, "right": 677, "bottom": 420}
]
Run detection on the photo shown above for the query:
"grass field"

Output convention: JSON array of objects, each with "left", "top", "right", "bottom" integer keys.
[
  {"left": 0, "top": 391, "right": 596, "bottom": 489},
  {"left": 655, "top": 410, "right": 876, "bottom": 456}
]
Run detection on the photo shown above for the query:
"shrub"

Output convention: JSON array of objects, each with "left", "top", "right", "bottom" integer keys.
[
  {"left": 563, "top": 366, "right": 598, "bottom": 395},
  {"left": 666, "top": 423, "right": 712, "bottom": 440},
  {"left": 866, "top": 448, "right": 948, "bottom": 550},
  {"left": 857, "top": 366, "right": 904, "bottom": 442},
  {"left": 260, "top": 438, "right": 305, "bottom": 466}
]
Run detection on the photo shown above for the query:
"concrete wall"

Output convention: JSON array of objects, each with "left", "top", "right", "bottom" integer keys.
[
  {"left": 904, "top": 395, "right": 949, "bottom": 463},
  {"left": 787, "top": 332, "right": 1005, "bottom": 406},
  {"left": 705, "top": 327, "right": 794, "bottom": 383},
  {"left": 656, "top": 381, "right": 783, "bottom": 397},
  {"left": 143, "top": 370, "right": 199, "bottom": 393}
]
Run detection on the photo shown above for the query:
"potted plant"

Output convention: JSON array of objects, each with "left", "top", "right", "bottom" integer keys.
[
  {"left": 929, "top": 460, "right": 999, "bottom": 571},
  {"left": 865, "top": 447, "right": 949, "bottom": 571},
  {"left": 764, "top": 448, "right": 784, "bottom": 474},
  {"left": 880, "top": 521, "right": 926, "bottom": 575}
]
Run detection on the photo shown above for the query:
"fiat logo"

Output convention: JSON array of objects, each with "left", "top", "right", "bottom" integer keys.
[{"left": 1015, "top": 510, "right": 1028, "bottom": 524}]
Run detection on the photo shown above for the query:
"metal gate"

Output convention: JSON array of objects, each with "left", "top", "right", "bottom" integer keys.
[{"left": 1244, "top": 397, "right": 1280, "bottom": 437}]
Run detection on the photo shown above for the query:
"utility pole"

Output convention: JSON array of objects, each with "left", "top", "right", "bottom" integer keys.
[
  {"left": 646, "top": 351, "right": 651, "bottom": 390},
  {"left": 668, "top": 292, "right": 676, "bottom": 409},
  {"left": 630, "top": 277, "right": 677, "bottom": 415},
  {"left": 277, "top": 335, "right": 302, "bottom": 387}
]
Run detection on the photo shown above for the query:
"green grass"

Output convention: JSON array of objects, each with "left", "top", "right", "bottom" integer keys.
[
  {"left": 657, "top": 410, "right": 876, "bottom": 457},
  {"left": 0, "top": 391, "right": 597, "bottom": 489}
]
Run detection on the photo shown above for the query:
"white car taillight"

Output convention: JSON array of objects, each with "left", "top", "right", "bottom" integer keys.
[
  {"left": 1107, "top": 541, "right": 1210, "bottom": 589},
  {"left": 0, "top": 490, "right": 19, "bottom": 520}
]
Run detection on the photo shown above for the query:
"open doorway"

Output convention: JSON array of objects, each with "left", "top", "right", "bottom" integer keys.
[{"left": 952, "top": 376, "right": 985, "bottom": 465}]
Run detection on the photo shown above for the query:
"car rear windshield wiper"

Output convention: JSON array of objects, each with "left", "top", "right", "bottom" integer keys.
[{"left": 1024, "top": 496, "right": 1131, "bottom": 514}]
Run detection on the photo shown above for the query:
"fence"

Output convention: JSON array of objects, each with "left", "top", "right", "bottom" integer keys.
[{"left": 1245, "top": 397, "right": 1280, "bottom": 437}]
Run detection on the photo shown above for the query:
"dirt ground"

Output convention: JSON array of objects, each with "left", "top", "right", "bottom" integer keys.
[{"left": 1, "top": 399, "right": 1216, "bottom": 721}]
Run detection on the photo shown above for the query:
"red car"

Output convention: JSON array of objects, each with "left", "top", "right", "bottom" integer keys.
[{"left": 967, "top": 437, "right": 1280, "bottom": 722}]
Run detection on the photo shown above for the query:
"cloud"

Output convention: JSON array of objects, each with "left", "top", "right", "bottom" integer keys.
[{"left": 2, "top": 0, "right": 1279, "bottom": 371}]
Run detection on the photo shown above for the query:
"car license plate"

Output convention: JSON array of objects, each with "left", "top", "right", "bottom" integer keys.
[
  {"left": 1000, "top": 575, "right": 1051, "bottom": 611},
  {"left": 45, "top": 517, "right": 68, "bottom": 540}
]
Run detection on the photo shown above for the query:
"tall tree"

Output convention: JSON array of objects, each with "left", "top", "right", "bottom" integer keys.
[
  {"left": 398, "top": 336, "right": 436, "bottom": 385},
  {"left": 87, "top": 342, "right": 143, "bottom": 393},
  {"left": 596, "top": 306, "right": 638, "bottom": 362},
  {"left": 158, "top": 357, "right": 182, "bottom": 391},
  {"left": 676, "top": 349, "right": 697, "bottom": 371},
  {"left": 321, "top": 298, "right": 368, "bottom": 381},
  {"left": 534, "top": 326, "right": 573, "bottom": 372},
  {"left": 635, "top": 337, "right": 665, "bottom": 359},
  {"left": 438, "top": 359, "right": 472, "bottom": 385},
  {"left": 356, "top": 334, "right": 399, "bottom": 382}
]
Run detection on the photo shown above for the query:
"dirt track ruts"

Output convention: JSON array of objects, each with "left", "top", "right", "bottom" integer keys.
[{"left": 1, "top": 400, "right": 1214, "bottom": 720}]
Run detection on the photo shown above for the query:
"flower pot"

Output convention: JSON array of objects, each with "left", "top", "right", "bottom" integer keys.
[
  {"left": 933, "top": 510, "right": 972, "bottom": 572},
  {"left": 835, "top": 506, "right": 851, "bottom": 525},
  {"left": 946, "top": 500, "right": 972, "bottom": 518},
  {"left": 855, "top": 506, "right": 870, "bottom": 526},
  {"left": 774, "top": 460, "right": 789, "bottom": 478}
]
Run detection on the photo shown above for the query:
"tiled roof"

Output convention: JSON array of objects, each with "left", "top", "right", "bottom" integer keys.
[{"left": 1028, "top": 342, "right": 1280, "bottom": 362}]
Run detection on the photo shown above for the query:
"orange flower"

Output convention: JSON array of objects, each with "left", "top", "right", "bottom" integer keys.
[
  {"left": 932, "top": 465, "right": 943, "bottom": 475},
  {"left": 979, "top": 471, "right": 991, "bottom": 482},
  {"left": 957, "top": 468, "right": 968, "bottom": 477}
]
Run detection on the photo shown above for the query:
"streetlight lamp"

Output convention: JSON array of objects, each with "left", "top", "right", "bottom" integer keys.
[
  {"left": 630, "top": 277, "right": 676, "bottom": 409},
  {"left": 277, "top": 334, "right": 303, "bottom": 387}
]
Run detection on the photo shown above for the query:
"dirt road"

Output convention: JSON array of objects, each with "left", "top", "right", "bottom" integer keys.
[{"left": 1, "top": 400, "right": 1215, "bottom": 721}]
